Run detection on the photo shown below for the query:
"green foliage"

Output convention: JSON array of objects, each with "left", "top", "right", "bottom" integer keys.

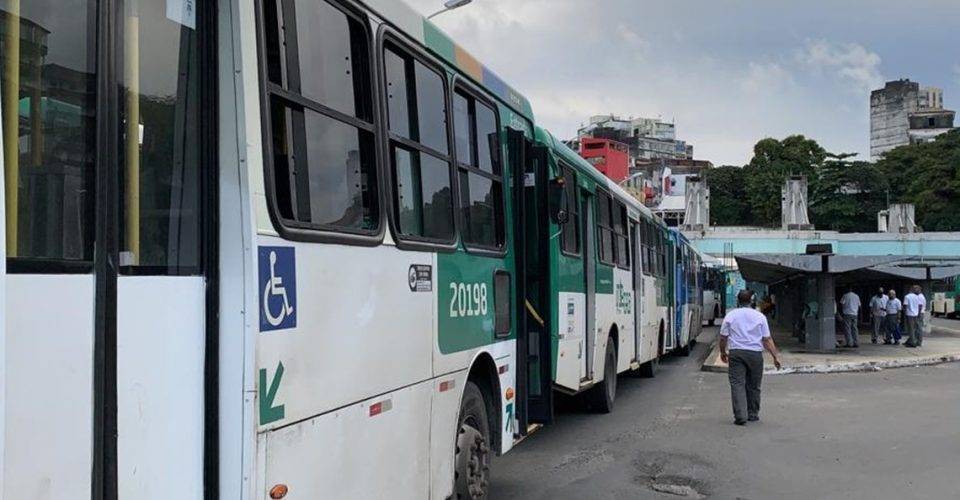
[
  {"left": 704, "top": 166, "right": 751, "bottom": 225},
  {"left": 707, "top": 131, "right": 960, "bottom": 231},
  {"left": 809, "top": 158, "right": 887, "bottom": 232},
  {"left": 875, "top": 130, "right": 960, "bottom": 231}
]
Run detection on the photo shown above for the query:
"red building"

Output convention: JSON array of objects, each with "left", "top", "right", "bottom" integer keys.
[{"left": 579, "top": 137, "right": 630, "bottom": 183}]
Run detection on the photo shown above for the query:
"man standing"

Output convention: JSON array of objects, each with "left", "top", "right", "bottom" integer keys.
[
  {"left": 868, "top": 288, "right": 888, "bottom": 344},
  {"left": 720, "top": 290, "right": 783, "bottom": 426},
  {"left": 884, "top": 290, "right": 902, "bottom": 345},
  {"left": 903, "top": 285, "right": 927, "bottom": 348},
  {"left": 840, "top": 287, "right": 862, "bottom": 348}
]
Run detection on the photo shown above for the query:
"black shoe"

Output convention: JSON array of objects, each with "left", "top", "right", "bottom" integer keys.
[
  {"left": 883, "top": 341, "right": 891, "bottom": 345},
  {"left": 748, "top": 416, "right": 760, "bottom": 422},
  {"left": 734, "top": 419, "right": 746, "bottom": 426},
  {"left": 872, "top": 339, "right": 878, "bottom": 344},
  {"left": 904, "top": 343, "right": 916, "bottom": 348}
]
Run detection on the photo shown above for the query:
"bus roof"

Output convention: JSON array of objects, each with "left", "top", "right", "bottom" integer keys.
[
  {"left": 534, "top": 126, "right": 665, "bottom": 227},
  {"left": 360, "top": 0, "right": 534, "bottom": 121}
]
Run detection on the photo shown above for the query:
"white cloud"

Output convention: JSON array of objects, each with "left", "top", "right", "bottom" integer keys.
[
  {"left": 402, "top": 1, "right": 887, "bottom": 165},
  {"left": 740, "top": 62, "right": 794, "bottom": 94},
  {"left": 797, "top": 39, "right": 884, "bottom": 93}
]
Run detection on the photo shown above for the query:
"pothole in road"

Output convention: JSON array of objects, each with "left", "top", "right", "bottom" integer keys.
[
  {"left": 649, "top": 476, "right": 706, "bottom": 499},
  {"left": 634, "top": 451, "right": 713, "bottom": 498}
]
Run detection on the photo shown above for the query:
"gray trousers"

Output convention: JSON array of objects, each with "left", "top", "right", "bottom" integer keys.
[
  {"left": 884, "top": 314, "right": 900, "bottom": 342},
  {"left": 906, "top": 316, "right": 922, "bottom": 346},
  {"left": 871, "top": 315, "right": 885, "bottom": 342},
  {"left": 843, "top": 314, "right": 859, "bottom": 346},
  {"left": 728, "top": 350, "right": 764, "bottom": 422}
]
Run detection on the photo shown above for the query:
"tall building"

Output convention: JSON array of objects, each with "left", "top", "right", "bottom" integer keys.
[
  {"left": 870, "top": 79, "right": 955, "bottom": 160},
  {"left": 575, "top": 114, "right": 692, "bottom": 161}
]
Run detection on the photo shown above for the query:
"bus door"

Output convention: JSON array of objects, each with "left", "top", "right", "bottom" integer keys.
[
  {"left": 2, "top": 2, "right": 215, "bottom": 497},
  {"left": 510, "top": 130, "right": 553, "bottom": 429},
  {"left": 115, "top": 3, "right": 214, "bottom": 497},
  {"left": 581, "top": 192, "right": 596, "bottom": 381},
  {"left": 631, "top": 222, "right": 642, "bottom": 361}
]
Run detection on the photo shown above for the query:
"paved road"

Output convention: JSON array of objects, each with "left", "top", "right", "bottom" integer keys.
[{"left": 490, "top": 327, "right": 960, "bottom": 499}]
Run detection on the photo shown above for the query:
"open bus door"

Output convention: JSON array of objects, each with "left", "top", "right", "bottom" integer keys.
[{"left": 509, "top": 129, "right": 553, "bottom": 432}]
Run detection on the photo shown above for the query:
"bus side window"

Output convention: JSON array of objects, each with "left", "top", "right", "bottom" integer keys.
[
  {"left": 613, "top": 202, "right": 629, "bottom": 269},
  {"left": 596, "top": 191, "right": 615, "bottom": 266},
  {"left": 559, "top": 165, "right": 580, "bottom": 256},
  {"left": 261, "top": 0, "right": 381, "bottom": 238},
  {"left": 384, "top": 44, "right": 455, "bottom": 244},
  {"left": 453, "top": 87, "right": 504, "bottom": 251}
]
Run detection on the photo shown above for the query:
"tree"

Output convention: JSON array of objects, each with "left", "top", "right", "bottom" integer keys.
[
  {"left": 704, "top": 166, "right": 751, "bottom": 226},
  {"left": 706, "top": 131, "right": 960, "bottom": 231},
  {"left": 809, "top": 154, "right": 888, "bottom": 232},
  {"left": 876, "top": 129, "right": 960, "bottom": 231},
  {"left": 744, "top": 136, "right": 828, "bottom": 226}
]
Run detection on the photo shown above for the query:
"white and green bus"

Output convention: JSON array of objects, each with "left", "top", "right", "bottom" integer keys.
[{"left": 0, "top": 1, "right": 698, "bottom": 498}]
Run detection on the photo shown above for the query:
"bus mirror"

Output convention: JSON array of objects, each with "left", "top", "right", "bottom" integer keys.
[{"left": 549, "top": 177, "right": 569, "bottom": 224}]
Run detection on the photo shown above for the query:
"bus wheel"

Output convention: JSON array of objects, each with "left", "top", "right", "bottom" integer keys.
[
  {"left": 455, "top": 381, "right": 491, "bottom": 500},
  {"left": 588, "top": 342, "right": 617, "bottom": 413},
  {"left": 638, "top": 355, "right": 658, "bottom": 378}
]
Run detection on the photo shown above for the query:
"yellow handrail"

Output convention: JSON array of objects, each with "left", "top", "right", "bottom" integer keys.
[
  {"left": 124, "top": 10, "right": 140, "bottom": 264},
  {"left": 3, "top": 0, "right": 21, "bottom": 256},
  {"left": 525, "top": 299, "right": 545, "bottom": 328}
]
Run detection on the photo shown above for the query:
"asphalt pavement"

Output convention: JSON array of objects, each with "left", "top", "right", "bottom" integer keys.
[{"left": 490, "top": 326, "right": 960, "bottom": 499}]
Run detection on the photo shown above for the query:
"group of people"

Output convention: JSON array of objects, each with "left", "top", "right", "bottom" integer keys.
[{"left": 840, "top": 285, "right": 927, "bottom": 348}]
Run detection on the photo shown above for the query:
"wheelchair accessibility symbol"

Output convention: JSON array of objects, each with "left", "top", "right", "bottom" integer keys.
[{"left": 259, "top": 246, "right": 297, "bottom": 332}]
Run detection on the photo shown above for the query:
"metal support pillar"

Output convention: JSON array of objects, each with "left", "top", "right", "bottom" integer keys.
[{"left": 804, "top": 274, "right": 836, "bottom": 352}]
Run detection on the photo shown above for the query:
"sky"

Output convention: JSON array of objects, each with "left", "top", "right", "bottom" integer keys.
[{"left": 406, "top": 0, "right": 960, "bottom": 166}]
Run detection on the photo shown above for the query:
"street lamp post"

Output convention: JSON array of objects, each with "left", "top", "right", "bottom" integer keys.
[{"left": 427, "top": 0, "right": 473, "bottom": 20}]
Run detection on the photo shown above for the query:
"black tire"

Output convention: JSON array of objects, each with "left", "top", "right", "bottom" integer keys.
[
  {"left": 639, "top": 355, "right": 659, "bottom": 378},
  {"left": 588, "top": 341, "right": 617, "bottom": 413},
  {"left": 641, "top": 325, "right": 664, "bottom": 378},
  {"left": 454, "top": 381, "right": 491, "bottom": 500}
]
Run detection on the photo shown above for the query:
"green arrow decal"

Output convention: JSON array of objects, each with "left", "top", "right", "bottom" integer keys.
[
  {"left": 259, "top": 361, "right": 285, "bottom": 425},
  {"left": 504, "top": 402, "right": 514, "bottom": 434}
]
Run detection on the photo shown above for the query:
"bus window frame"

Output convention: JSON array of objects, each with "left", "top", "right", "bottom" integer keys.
[
  {"left": 376, "top": 28, "right": 460, "bottom": 253},
  {"left": 595, "top": 188, "right": 616, "bottom": 267},
  {"left": 254, "top": 0, "right": 387, "bottom": 247},
  {"left": 450, "top": 76, "right": 507, "bottom": 258},
  {"left": 558, "top": 163, "right": 581, "bottom": 258},
  {"left": 613, "top": 200, "right": 630, "bottom": 270}
]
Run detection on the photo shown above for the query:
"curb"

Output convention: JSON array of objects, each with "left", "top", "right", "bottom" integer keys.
[
  {"left": 767, "top": 353, "right": 960, "bottom": 375},
  {"left": 701, "top": 345, "right": 960, "bottom": 375}
]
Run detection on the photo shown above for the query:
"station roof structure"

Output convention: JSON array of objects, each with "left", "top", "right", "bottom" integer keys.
[{"left": 735, "top": 254, "right": 960, "bottom": 285}]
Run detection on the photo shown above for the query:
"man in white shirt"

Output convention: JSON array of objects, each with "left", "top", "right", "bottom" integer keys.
[
  {"left": 903, "top": 285, "right": 927, "bottom": 348},
  {"left": 840, "top": 287, "right": 862, "bottom": 348},
  {"left": 884, "top": 290, "right": 902, "bottom": 345},
  {"left": 720, "top": 290, "right": 783, "bottom": 426},
  {"left": 868, "top": 288, "right": 888, "bottom": 344}
]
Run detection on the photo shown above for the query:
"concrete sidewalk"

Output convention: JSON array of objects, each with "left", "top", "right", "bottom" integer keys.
[{"left": 702, "top": 321, "right": 960, "bottom": 375}]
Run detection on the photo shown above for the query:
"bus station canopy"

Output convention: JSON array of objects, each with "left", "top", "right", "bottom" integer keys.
[{"left": 735, "top": 254, "right": 960, "bottom": 285}]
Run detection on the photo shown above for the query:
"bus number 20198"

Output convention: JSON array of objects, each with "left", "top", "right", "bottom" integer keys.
[{"left": 449, "top": 282, "right": 489, "bottom": 318}]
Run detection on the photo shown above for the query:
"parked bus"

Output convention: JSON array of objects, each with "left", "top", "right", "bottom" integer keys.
[
  {"left": 669, "top": 229, "right": 704, "bottom": 356},
  {"left": 701, "top": 263, "right": 725, "bottom": 326},
  {"left": 0, "top": 1, "right": 706, "bottom": 498},
  {"left": 932, "top": 277, "right": 959, "bottom": 318},
  {"left": 530, "top": 128, "right": 672, "bottom": 417}
]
